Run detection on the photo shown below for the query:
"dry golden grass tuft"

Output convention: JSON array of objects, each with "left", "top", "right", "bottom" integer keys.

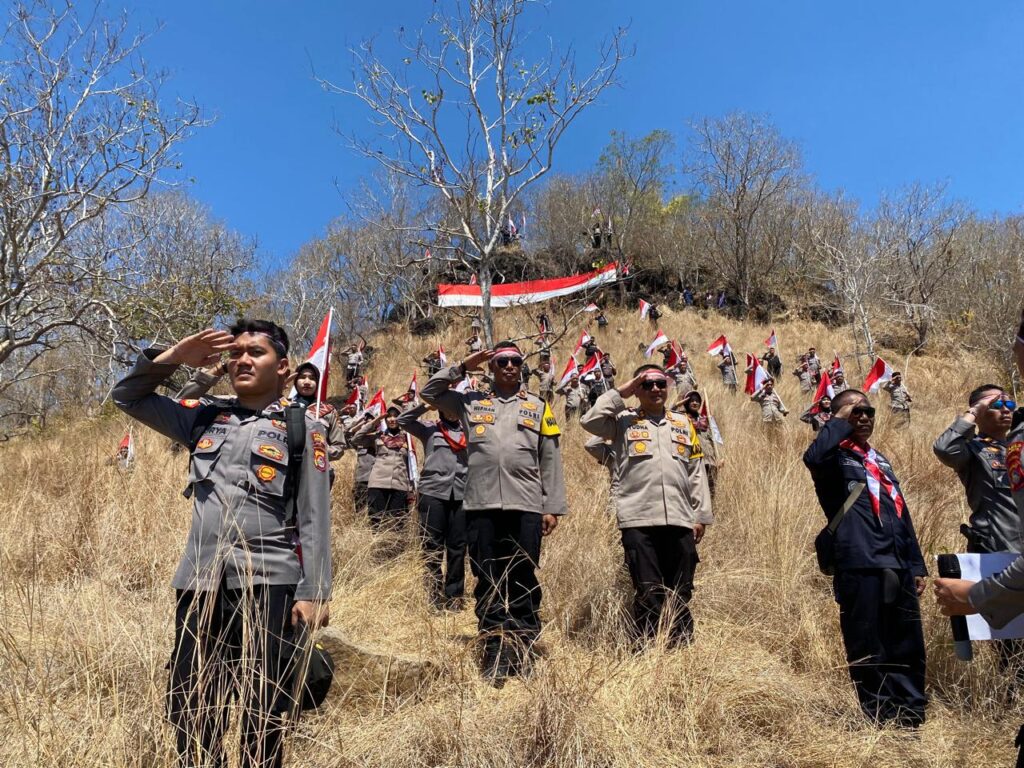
[{"left": 1, "top": 306, "right": 1020, "bottom": 766}]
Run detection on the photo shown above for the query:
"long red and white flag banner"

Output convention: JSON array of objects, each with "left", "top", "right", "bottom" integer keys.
[{"left": 436, "top": 262, "right": 620, "bottom": 307}]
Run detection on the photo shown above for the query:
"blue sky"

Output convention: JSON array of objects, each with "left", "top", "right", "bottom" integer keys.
[{"left": 132, "top": 1, "right": 1024, "bottom": 266}]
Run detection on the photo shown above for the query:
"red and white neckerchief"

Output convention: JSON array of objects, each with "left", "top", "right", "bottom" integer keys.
[
  {"left": 437, "top": 420, "right": 467, "bottom": 452},
  {"left": 840, "top": 439, "right": 905, "bottom": 522}
]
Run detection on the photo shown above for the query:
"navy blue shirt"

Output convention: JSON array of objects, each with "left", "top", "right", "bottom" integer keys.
[{"left": 803, "top": 419, "right": 927, "bottom": 576}]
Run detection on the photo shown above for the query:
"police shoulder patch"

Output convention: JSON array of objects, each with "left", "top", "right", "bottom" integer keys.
[{"left": 179, "top": 398, "right": 201, "bottom": 409}]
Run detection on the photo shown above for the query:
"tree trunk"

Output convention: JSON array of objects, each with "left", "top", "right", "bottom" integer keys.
[{"left": 479, "top": 261, "right": 495, "bottom": 348}]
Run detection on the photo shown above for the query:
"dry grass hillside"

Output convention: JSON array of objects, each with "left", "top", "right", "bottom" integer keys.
[{"left": 1, "top": 306, "right": 1020, "bottom": 767}]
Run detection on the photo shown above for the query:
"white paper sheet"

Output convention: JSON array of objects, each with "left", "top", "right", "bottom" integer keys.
[{"left": 955, "top": 553, "right": 1024, "bottom": 641}]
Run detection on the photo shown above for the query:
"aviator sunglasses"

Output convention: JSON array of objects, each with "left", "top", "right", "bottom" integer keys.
[
  {"left": 494, "top": 355, "right": 523, "bottom": 368},
  {"left": 990, "top": 398, "right": 1017, "bottom": 411}
]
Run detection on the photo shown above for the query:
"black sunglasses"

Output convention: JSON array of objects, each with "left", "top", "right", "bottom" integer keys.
[
  {"left": 640, "top": 379, "right": 668, "bottom": 390},
  {"left": 494, "top": 356, "right": 523, "bottom": 368},
  {"left": 851, "top": 406, "right": 876, "bottom": 418},
  {"left": 991, "top": 399, "right": 1017, "bottom": 411}
]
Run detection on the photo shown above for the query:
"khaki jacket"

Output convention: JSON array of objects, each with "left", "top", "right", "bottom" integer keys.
[
  {"left": 113, "top": 351, "right": 332, "bottom": 600},
  {"left": 422, "top": 366, "right": 568, "bottom": 515},
  {"left": 353, "top": 423, "right": 411, "bottom": 492},
  {"left": 753, "top": 389, "right": 788, "bottom": 422},
  {"left": 581, "top": 390, "right": 713, "bottom": 530},
  {"left": 883, "top": 382, "right": 912, "bottom": 412}
]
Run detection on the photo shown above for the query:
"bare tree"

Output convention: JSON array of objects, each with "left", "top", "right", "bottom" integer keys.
[
  {"left": 686, "top": 113, "right": 805, "bottom": 314},
  {"left": 810, "top": 197, "right": 884, "bottom": 373},
  {"left": 0, "top": 0, "right": 201, "bottom": 406},
  {"left": 325, "top": 0, "right": 629, "bottom": 345},
  {"left": 874, "top": 182, "right": 966, "bottom": 350}
]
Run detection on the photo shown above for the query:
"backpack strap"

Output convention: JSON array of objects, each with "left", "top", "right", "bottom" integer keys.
[
  {"left": 827, "top": 482, "right": 865, "bottom": 535},
  {"left": 283, "top": 403, "right": 307, "bottom": 522}
]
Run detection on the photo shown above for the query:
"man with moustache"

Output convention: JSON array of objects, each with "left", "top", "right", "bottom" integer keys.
[
  {"left": 582, "top": 365, "right": 712, "bottom": 647},
  {"left": 421, "top": 341, "right": 567, "bottom": 683}
]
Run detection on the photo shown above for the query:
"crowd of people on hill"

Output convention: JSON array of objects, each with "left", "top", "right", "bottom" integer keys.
[{"left": 111, "top": 306, "right": 1024, "bottom": 767}]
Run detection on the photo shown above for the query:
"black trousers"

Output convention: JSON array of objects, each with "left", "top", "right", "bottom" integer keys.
[
  {"left": 467, "top": 510, "right": 543, "bottom": 655},
  {"left": 168, "top": 583, "right": 296, "bottom": 768},
  {"left": 620, "top": 525, "right": 698, "bottom": 644},
  {"left": 352, "top": 482, "right": 368, "bottom": 515},
  {"left": 367, "top": 488, "right": 408, "bottom": 532},
  {"left": 833, "top": 568, "right": 927, "bottom": 726},
  {"left": 418, "top": 494, "right": 467, "bottom": 604}
]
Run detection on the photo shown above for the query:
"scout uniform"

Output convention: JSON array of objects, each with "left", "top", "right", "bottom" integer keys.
[
  {"left": 799, "top": 405, "right": 832, "bottom": 432},
  {"left": 934, "top": 418, "right": 1021, "bottom": 553},
  {"left": 803, "top": 419, "right": 928, "bottom": 727},
  {"left": 421, "top": 364, "right": 567, "bottom": 676},
  {"left": 581, "top": 389, "right": 712, "bottom": 644},
  {"left": 532, "top": 366, "right": 556, "bottom": 403},
  {"left": 113, "top": 350, "right": 332, "bottom": 765},
  {"left": 883, "top": 381, "right": 912, "bottom": 427},
  {"left": 352, "top": 420, "right": 411, "bottom": 531},
  {"left": 718, "top": 357, "right": 737, "bottom": 391},
  {"left": 399, "top": 404, "right": 469, "bottom": 607},
  {"left": 752, "top": 388, "right": 788, "bottom": 422},
  {"left": 343, "top": 414, "right": 374, "bottom": 514},
  {"left": 793, "top": 365, "right": 814, "bottom": 393},
  {"left": 558, "top": 379, "right": 587, "bottom": 421}
]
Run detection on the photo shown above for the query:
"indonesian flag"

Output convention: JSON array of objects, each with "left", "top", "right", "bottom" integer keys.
[
  {"left": 578, "top": 354, "right": 600, "bottom": 379},
  {"left": 573, "top": 330, "right": 592, "bottom": 356},
  {"left": 364, "top": 388, "right": 386, "bottom": 418},
  {"left": 558, "top": 357, "right": 579, "bottom": 388},
  {"left": 639, "top": 299, "right": 652, "bottom": 320},
  {"left": 831, "top": 354, "right": 842, "bottom": 375},
  {"left": 764, "top": 328, "right": 778, "bottom": 348},
  {"left": 406, "top": 432, "right": 419, "bottom": 488},
  {"left": 663, "top": 340, "right": 683, "bottom": 369},
  {"left": 438, "top": 345, "right": 448, "bottom": 367},
  {"left": 707, "top": 335, "right": 731, "bottom": 357},
  {"left": 583, "top": 302, "right": 600, "bottom": 313},
  {"left": 744, "top": 353, "right": 770, "bottom": 395},
  {"left": 810, "top": 369, "right": 835, "bottom": 412},
  {"left": 344, "top": 386, "right": 362, "bottom": 410},
  {"left": 116, "top": 430, "right": 135, "bottom": 468},
  {"left": 863, "top": 356, "right": 893, "bottom": 393},
  {"left": 291, "top": 308, "right": 333, "bottom": 415},
  {"left": 454, "top": 376, "right": 473, "bottom": 393},
  {"left": 408, "top": 371, "right": 418, "bottom": 398},
  {"left": 700, "top": 399, "right": 724, "bottom": 445},
  {"left": 437, "top": 262, "right": 619, "bottom": 307},
  {"left": 507, "top": 213, "right": 518, "bottom": 236},
  {"left": 644, "top": 330, "right": 670, "bottom": 359}
]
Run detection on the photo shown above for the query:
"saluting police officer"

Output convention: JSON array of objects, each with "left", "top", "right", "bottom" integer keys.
[
  {"left": 352, "top": 405, "right": 412, "bottom": 533},
  {"left": 399, "top": 400, "right": 469, "bottom": 610},
  {"left": 582, "top": 364, "right": 712, "bottom": 646},
  {"left": 934, "top": 384, "right": 1022, "bottom": 554},
  {"left": 422, "top": 341, "right": 567, "bottom": 684},
  {"left": 113, "top": 321, "right": 332, "bottom": 768}
]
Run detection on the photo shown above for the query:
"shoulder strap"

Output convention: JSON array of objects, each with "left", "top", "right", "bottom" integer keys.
[
  {"left": 284, "top": 403, "right": 307, "bottom": 520},
  {"left": 828, "top": 482, "right": 865, "bottom": 535},
  {"left": 188, "top": 403, "right": 223, "bottom": 452}
]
